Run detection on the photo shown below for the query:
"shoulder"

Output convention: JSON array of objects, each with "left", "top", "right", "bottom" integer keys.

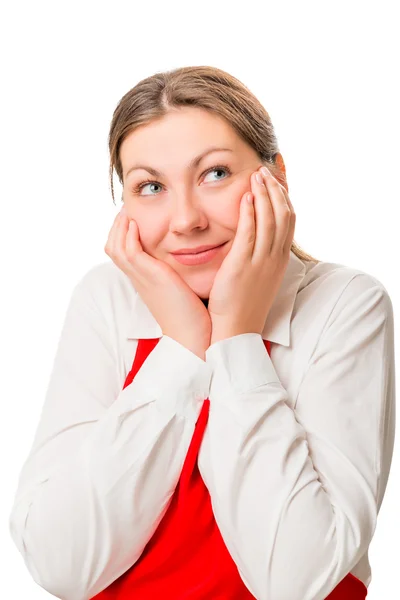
[
  {"left": 74, "top": 259, "right": 137, "bottom": 297},
  {"left": 71, "top": 259, "right": 138, "bottom": 331},
  {"left": 301, "top": 257, "right": 391, "bottom": 298},
  {"left": 299, "top": 258, "right": 393, "bottom": 328}
]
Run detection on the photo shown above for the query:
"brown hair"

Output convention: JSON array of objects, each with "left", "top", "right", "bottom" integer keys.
[{"left": 108, "top": 65, "right": 319, "bottom": 263}]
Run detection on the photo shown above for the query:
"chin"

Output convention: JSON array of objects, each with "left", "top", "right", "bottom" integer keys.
[
  {"left": 181, "top": 271, "right": 216, "bottom": 300},
  {"left": 189, "top": 280, "right": 213, "bottom": 300}
]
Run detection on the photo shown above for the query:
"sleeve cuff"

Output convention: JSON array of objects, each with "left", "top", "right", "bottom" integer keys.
[
  {"left": 130, "top": 335, "right": 213, "bottom": 419},
  {"left": 205, "top": 333, "right": 280, "bottom": 398}
]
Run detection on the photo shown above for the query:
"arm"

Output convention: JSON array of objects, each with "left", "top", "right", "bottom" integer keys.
[
  {"left": 199, "top": 274, "right": 395, "bottom": 600},
  {"left": 8, "top": 273, "right": 212, "bottom": 600}
]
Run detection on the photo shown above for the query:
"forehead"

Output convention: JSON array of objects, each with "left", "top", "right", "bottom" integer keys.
[
  {"left": 120, "top": 108, "right": 253, "bottom": 179},
  {"left": 121, "top": 109, "right": 242, "bottom": 157}
]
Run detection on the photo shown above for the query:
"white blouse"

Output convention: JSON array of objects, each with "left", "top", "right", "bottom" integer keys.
[{"left": 8, "top": 250, "right": 396, "bottom": 600}]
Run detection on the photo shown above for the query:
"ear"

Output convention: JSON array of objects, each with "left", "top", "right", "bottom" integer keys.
[{"left": 274, "top": 153, "right": 289, "bottom": 193}]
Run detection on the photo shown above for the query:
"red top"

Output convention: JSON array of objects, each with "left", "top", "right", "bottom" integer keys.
[{"left": 92, "top": 337, "right": 368, "bottom": 599}]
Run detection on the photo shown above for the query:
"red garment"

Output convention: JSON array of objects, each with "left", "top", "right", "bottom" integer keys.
[{"left": 92, "top": 337, "right": 368, "bottom": 599}]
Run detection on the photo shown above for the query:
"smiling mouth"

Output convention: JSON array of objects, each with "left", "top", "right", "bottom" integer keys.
[
  {"left": 171, "top": 242, "right": 227, "bottom": 265},
  {"left": 171, "top": 243, "right": 226, "bottom": 255}
]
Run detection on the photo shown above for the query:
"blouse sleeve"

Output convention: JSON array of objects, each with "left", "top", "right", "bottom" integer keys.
[
  {"left": 199, "top": 274, "right": 396, "bottom": 600},
  {"left": 8, "top": 273, "right": 212, "bottom": 600}
]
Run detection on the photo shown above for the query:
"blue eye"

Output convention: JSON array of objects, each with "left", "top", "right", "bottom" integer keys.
[
  {"left": 203, "top": 165, "right": 231, "bottom": 183},
  {"left": 131, "top": 164, "right": 232, "bottom": 197}
]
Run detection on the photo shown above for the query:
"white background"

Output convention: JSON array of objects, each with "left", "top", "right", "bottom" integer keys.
[{"left": 1, "top": 0, "right": 398, "bottom": 598}]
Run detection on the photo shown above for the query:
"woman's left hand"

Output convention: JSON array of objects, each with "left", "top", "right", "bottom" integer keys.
[{"left": 208, "top": 165, "right": 296, "bottom": 344}]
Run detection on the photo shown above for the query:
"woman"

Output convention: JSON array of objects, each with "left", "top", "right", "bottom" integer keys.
[{"left": 9, "top": 66, "right": 395, "bottom": 599}]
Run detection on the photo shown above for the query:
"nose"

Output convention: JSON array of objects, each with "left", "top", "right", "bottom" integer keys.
[{"left": 168, "top": 192, "right": 208, "bottom": 235}]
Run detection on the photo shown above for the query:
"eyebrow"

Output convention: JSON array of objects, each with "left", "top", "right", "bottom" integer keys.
[{"left": 124, "top": 146, "right": 234, "bottom": 180}]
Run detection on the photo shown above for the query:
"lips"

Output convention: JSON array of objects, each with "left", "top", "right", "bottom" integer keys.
[
  {"left": 171, "top": 242, "right": 227, "bottom": 266},
  {"left": 171, "top": 243, "right": 224, "bottom": 255}
]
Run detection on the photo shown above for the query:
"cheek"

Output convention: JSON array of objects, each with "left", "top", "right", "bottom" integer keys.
[
  {"left": 131, "top": 215, "right": 161, "bottom": 254},
  {"left": 217, "top": 192, "right": 242, "bottom": 231}
]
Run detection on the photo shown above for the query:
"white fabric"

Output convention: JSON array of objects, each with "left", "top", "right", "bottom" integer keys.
[{"left": 8, "top": 251, "right": 396, "bottom": 600}]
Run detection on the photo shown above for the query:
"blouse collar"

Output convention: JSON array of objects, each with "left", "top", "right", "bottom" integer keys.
[{"left": 126, "top": 250, "right": 307, "bottom": 347}]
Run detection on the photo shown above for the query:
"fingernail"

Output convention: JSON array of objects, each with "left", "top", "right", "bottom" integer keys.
[{"left": 261, "top": 166, "right": 270, "bottom": 177}]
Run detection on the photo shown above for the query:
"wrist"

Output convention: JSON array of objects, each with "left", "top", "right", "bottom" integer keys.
[
  {"left": 164, "top": 333, "right": 207, "bottom": 361},
  {"left": 211, "top": 328, "right": 261, "bottom": 344},
  {"left": 211, "top": 330, "right": 240, "bottom": 344}
]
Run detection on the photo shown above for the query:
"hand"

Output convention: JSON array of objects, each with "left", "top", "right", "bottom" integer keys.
[
  {"left": 104, "top": 208, "right": 212, "bottom": 359},
  {"left": 208, "top": 165, "right": 296, "bottom": 343}
]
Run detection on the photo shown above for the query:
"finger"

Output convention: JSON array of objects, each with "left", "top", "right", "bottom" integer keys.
[
  {"left": 118, "top": 215, "right": 148, "bottom": 274},
  {"left": 104, "top": 211, "right": 124, "bottom": 258},
  {"left": 278, "top": 185, "right": 296, "bottom": 243},
  {"left": 114, "top": 213, "right": 145, "bottom": 272},
  {"left": 114, "top": 212, "right": 131, "bottom": 261},
  {"left": 125, "top": 218, "right": 161, "bottom": 281},
  {"left": 261, "top": 170, "right": 292, "bottom": 255},
  {"left": 251, "top": 170, "right": 275, "bottom": 259},
  {"left": 283, "top": 200, "right": 296, "bottom": 255},
  {"left": 274, "top": 184, "right": 295, "bottom": 255},
  {"left": 227, "top": 191, "right": 256, "bottom": 263},
  {"left": 124, "top": 218, "right": 149, "bottom": 280},
  {"left": 125, "top": 218, "right": 143, "bottom": 261}
]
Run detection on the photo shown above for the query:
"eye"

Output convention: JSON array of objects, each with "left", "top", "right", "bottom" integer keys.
[
  {"left": 202, "top": 165, "right": 231, "bottom": 183},
  {"left": 131, "top": 164, "right": 232, "bottom": 197}
]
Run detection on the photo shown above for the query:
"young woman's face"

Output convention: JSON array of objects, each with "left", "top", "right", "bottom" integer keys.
[{"left": 120, "top": 106, "right": 266, "bottom": 299}]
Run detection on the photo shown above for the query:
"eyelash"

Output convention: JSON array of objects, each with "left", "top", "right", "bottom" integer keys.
[{"left": 131, "top": 164, "right": 232, "bottom": 197}]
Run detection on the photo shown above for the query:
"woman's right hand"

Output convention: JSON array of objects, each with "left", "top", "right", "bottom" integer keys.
[{"left": 104, "top": 209, "right": 212, "bottom": 360}]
